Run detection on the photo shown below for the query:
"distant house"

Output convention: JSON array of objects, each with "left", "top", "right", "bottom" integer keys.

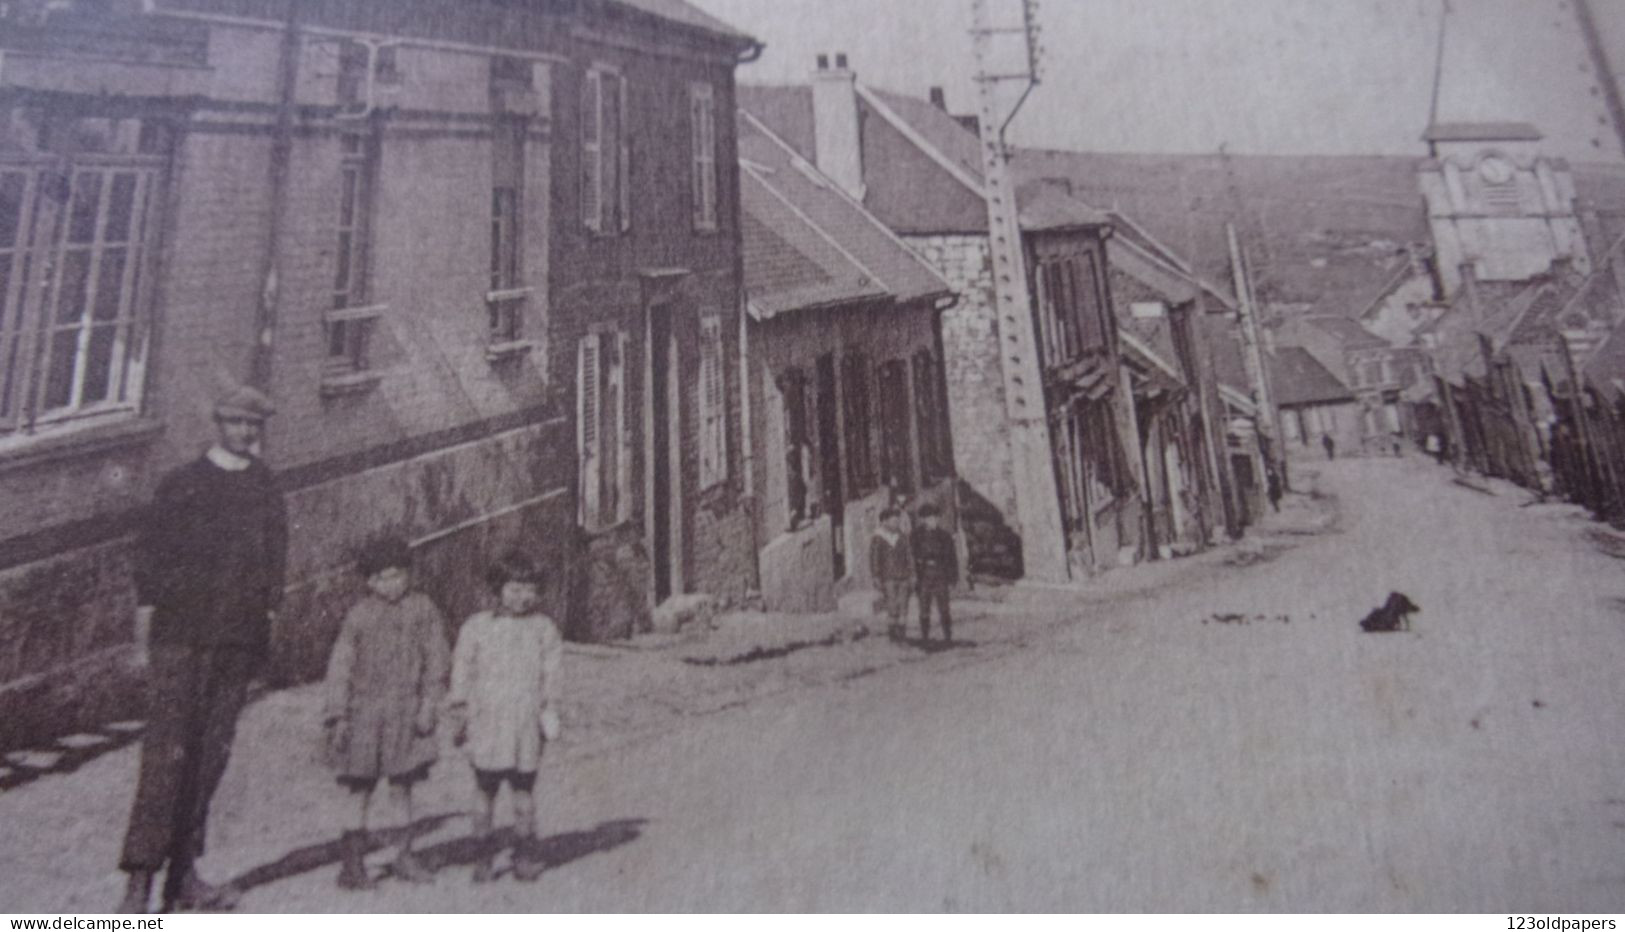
[
  {"left": 1268, "top": 347, "right": 1360, "bottom": 455},
  {"left": 737, "top": 110, "right": 956, "bottom": 611},
  {"left": 1274, "top": 315, "right": 1413, "bottom": 448}
]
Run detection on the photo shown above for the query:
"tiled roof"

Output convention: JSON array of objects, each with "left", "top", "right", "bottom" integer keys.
[
  {"left": 740, "top": 83, "right": 1113, "bottom": 237},
  {"left": 739, "top": 111, "right": 951, "bottom": 321},
  {"left": 1303, "top": 315, "right": 1391, "bottom": 350},
  {"left": 605, "top": 0, "right": 755, "bottom": 43},
  {"left": 1269, "top": 346, "right": 1355, "bottom": 407},
  {"left": 867, "top": 88, "right": 985, "bottom": 185}
]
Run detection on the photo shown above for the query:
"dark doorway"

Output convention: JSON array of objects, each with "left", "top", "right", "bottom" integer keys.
[
  {"left": 816, "top": 353, "right": 845, "bottom": 578},
  {"left": 650, "top": 309, "right": 674, "bottom": 603}
]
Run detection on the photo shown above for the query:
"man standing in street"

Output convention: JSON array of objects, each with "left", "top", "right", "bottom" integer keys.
[
  {"left": 912, "top": 504, "right": 959, "bottom": 643},
  {"left": 118, "top": 386, "right": 287, "bottom": 913},
  {"left": 1322, "top": 433, "right": 1336, "bottom": 461}
]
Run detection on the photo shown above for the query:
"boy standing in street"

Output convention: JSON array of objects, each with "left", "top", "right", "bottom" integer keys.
[
  {"left": 912, "top": 504, "right": 958, "bottom": 643},
  {"left": 870, "top": 508, "right": 914, "bottom": 640},
  {"left": 323, "top": 537, "right": 450, "bottom": 890}
]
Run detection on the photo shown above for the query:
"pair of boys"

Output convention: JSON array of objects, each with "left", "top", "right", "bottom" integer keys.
[
  {"left": 323, "top": 542, "right": 564, "bottom": 889},
  {"left": 870, "top": 504, "right": 958, "bottom": 642}
]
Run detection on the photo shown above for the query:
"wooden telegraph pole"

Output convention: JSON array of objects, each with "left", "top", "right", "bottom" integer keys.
[
  {"left": 969, "top": 0, "right": 1069, "bottom": 582},
  {"left": 1228, "top": 223, "right": 1284, "bottom": 482}
]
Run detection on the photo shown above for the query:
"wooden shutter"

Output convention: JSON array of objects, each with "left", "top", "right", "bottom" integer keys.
[
  {"left": 618, "top": 76, "right": 632, "bottom": 234},
  {"left": 578, "top": 334, "right": 601, "bottom": 526},
  {"left": 691, "top": 85, "right": 716, "bottom": 229},
  {"left": 581, "top": 70, "right": 601, "bottom": 232},
  {"left": 698, "top": 315, "right": 725, "bottom": 488},
  {"left": 615, "top": 330, "right": 632, "bottom": 522}
]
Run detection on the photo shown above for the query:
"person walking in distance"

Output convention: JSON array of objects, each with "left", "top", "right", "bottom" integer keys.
[
  {"left": 1322, "top": 433, "right": 1336, "bottom": 461},
  {"left": 870, "top": 508, "right": 914, "bottom": 640},
  {"left": 911, "top": 504, "right": 958, "bottom": 643},
  {"left": 118, "top": 386, "right": 287, "bottom": 913}
]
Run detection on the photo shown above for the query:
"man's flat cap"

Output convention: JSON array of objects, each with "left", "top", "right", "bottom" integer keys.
[{"left": 214, "top": 385, "right": 278, "bottom": 421}]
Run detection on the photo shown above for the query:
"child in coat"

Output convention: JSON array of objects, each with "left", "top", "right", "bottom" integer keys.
[
  {"left": 323, "top": 537, "right": 451, "bottom": 889},
  {"left": 447, "top": 550, "right": 564, "bottom": 883},
  {"left": 870, "top": 508, "right": 914, "bottom": 640}
]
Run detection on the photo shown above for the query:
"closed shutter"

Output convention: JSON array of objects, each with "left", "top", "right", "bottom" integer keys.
[
  {"left": 578, "top": 334, "right": 601, "bottom": 527},
  {"left": 581, "top": 70, "right": 601, "bottom": 232},
  {"left": 618, "top": 77, "right": 632, "bottom": 234},
  {"left": 615, "top": 330, "right": 632, "bottom": 523},
  {"left": 698, "top": 315, "right": 725, "bottom": 488}
]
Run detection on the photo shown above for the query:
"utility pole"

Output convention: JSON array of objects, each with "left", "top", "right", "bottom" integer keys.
[
  {"left": 969, "top": 0, "right": 1069, "bottom": 582},
  {"left": 1574, "top": 0, "right": 1625, "bottom": 161},
  {"left": 1228, "top": 223, "right": 1284, "bottom": 484}
]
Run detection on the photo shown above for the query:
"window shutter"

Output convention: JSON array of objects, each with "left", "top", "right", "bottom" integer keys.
[
  {"left": 578, "top": 334, "right": 601, "bottom": 527},
  {"left": 581, "top": 71, "right": 601, "bottom": 232},
  {"left": 698, "top": 316, "right": 725, "bottom": 488},
  {"left": 703, "top": 92, "right": 717, "bottom": 227},
  {"left": 618, "top": 77, "right": 632, "bottom": 234},
  {"left": 615, "top": 330, "right": 633, "bottom": 522},
  {"left": 690, "top": 92, "right": 704, "bottom": 228}
]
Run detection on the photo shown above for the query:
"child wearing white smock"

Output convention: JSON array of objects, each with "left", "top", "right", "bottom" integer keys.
[{"left": 447, "top": 550, "right": 563, "bottom": 883}]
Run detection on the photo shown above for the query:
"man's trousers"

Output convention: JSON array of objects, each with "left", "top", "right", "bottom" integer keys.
[{"left": 120, "top": 645, "right": 257, "bottom": 873}]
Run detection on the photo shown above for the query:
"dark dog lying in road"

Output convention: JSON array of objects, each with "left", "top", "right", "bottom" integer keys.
[{"left": 1359, "top": 592, "right": 1419, "bottom": 633}]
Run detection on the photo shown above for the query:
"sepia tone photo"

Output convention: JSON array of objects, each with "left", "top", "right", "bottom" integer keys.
[{"left": 1, "top": 0, "right": 1624, "bottom": 913}]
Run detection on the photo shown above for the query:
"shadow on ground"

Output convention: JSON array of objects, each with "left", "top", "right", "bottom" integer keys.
[{"left": 224, "top": 817, "right": 648, "bottom": 892}]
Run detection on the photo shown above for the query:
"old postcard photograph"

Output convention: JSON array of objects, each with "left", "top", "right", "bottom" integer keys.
[{"left": 1, "top": 0, "right": 1624, "bottom": 914}]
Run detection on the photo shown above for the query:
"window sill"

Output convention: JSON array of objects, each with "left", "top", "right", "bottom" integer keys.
[
  {"left": 486, "top": 340, "right": 537, "bottom": 364},
  {"left": 0, "top": 416, "right": 163, "bottom": 476},
  {"left": 319, "top": 370, "right": 383, "bottom": 399}
]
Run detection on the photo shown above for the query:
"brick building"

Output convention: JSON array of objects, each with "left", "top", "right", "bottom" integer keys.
[
  {"left": 0, "top": 0, "right": 758, "bottom": 748},
  {"left": 737, "top": 110, "right": 956, "bottom": 612}
]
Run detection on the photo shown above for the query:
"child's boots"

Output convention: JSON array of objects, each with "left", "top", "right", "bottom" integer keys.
[
  {"left": 470, "top": 815, "right": 497, "bottom": 884},
  {"left": 393, "top": 847, "right": 434, "bottom": 884},
  {"left": 513, "top": 835, "right": 546, "bottom": 882},
  {"left": 337, "top": 830, "right": 375, "bottom": 890}
]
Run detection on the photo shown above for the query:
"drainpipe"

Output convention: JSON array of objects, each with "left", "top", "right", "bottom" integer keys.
[{"left": 249, "top": 0, "right": 303, "bottom": 390}]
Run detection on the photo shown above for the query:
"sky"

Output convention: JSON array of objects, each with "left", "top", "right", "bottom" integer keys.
[{"left": 690, "top": 0, "right": 1625, "bottom": 164}]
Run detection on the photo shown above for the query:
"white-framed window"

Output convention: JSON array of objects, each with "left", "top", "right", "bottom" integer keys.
[
  {"left": 486, "top": 118, "right": 529, "bottom": 348},
  {"left": 689, "top": 83, "right": 717, "bottom": 231},
  {"left": 325, "top": 128, "right": 384, "bottom": 380},
  {"left": 578, "top": 328, "right": 632, "bottom": 531},
  {"left": 697, "top": 314, "right": 726, "bottom": 489},
  {"left": 582, "top": 66, "right": 630, "bottom": 235},
  {"left": 1, "top": 156, "right": 161, "bottom": 436}
]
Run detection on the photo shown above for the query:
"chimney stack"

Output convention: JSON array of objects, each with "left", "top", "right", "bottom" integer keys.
[
  {"left": 929, "top": 86, "right": 947, "bottom": 111},
  {"left": 810, "top": 52, "right": 865, "bottom": 200}
]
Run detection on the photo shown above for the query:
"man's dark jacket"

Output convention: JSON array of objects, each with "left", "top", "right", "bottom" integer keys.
[
  {"left": 912, "top": 527, "right": 959, "bottom": 586},
  {"left": 134, "top": 456, "right": 288, "bottom": 653}
]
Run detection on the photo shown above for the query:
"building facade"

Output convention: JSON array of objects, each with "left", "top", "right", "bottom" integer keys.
[{"left": 0, "top": 0, "right": 757, "bottom": 747}]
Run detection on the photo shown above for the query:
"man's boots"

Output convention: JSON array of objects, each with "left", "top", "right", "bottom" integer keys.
[
  {"left": 337, "top": 830, "right": 374, "bottom": 891},
  {"left": 168, "top": 865, "right": 241, "bottom": 912},
  {"left": 116, "top": 870, "right": 153, "bottom": 914}
]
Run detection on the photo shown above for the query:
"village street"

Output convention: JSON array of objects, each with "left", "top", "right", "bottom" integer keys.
[{"left": 5, "top": 454, "right": 1625, "bottom": 912}]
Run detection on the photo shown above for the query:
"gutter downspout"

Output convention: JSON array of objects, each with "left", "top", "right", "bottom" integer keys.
[{"left": 250, "top": 0, "right": 302, "bottom": 390}]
